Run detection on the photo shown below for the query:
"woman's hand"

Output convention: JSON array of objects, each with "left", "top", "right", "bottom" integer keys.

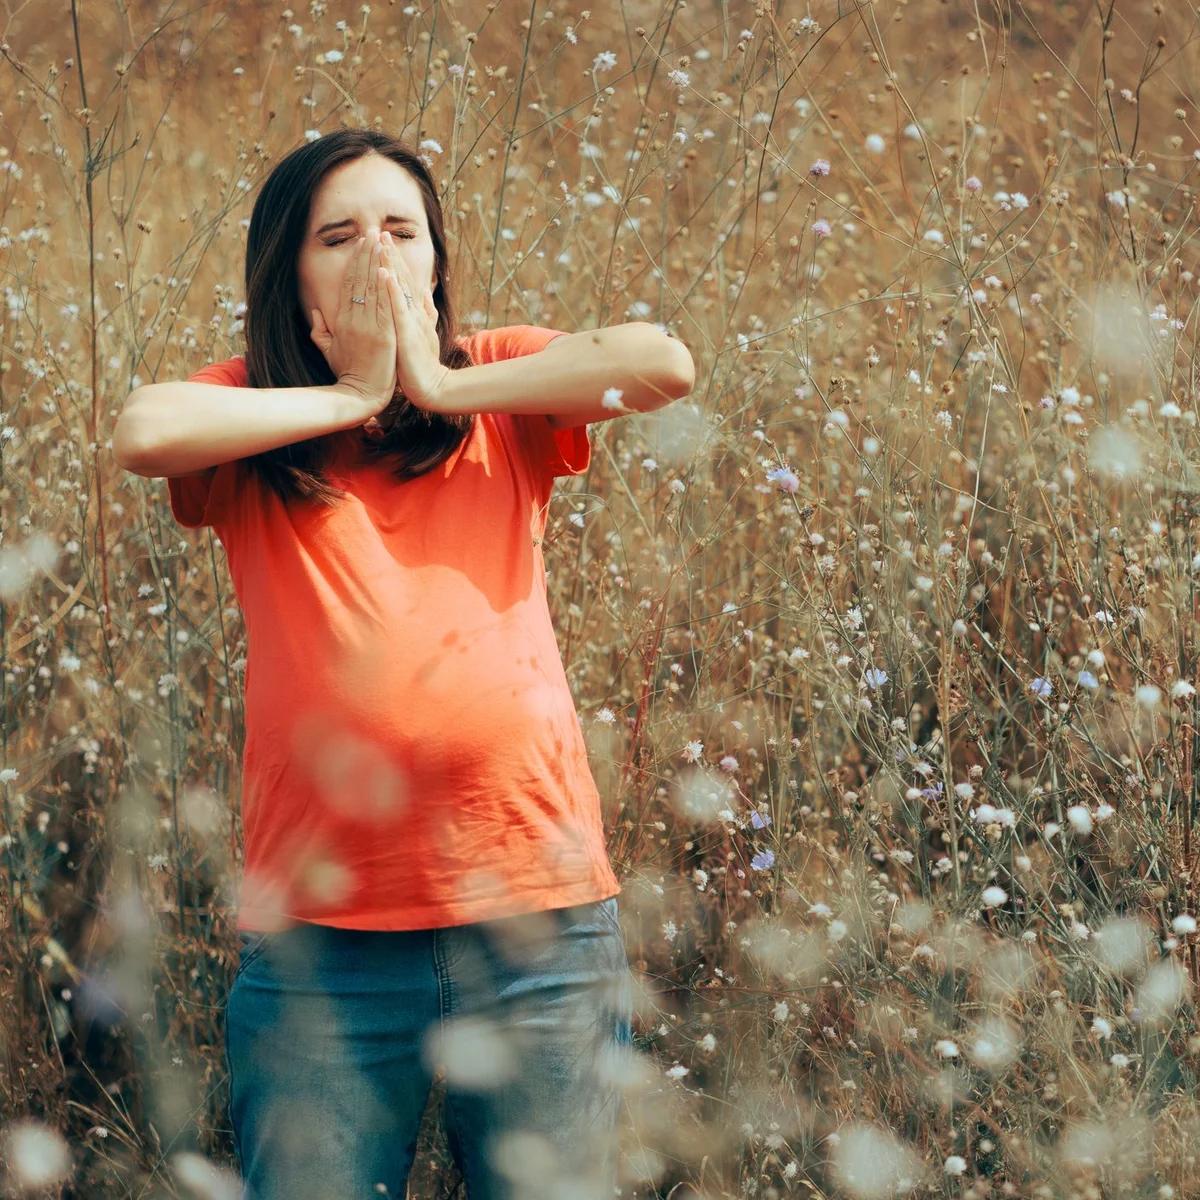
[
  {"left": 378, "top": 231, "right": 452, "bottom": 412},
  {"left": 307, "top": 233, "right": 398, "bottom": 414}
]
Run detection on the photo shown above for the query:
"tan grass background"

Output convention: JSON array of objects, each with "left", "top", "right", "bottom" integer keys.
[{"left": 5, "top": 0, "right": 1200, "bottom": 1195}]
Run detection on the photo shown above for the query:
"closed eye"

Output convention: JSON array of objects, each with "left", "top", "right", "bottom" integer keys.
[{"left": 325, "top": 231, "right": 416, "bottom": 246}]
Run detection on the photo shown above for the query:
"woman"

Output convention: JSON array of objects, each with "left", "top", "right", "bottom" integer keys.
[{"left": 113, "top": 128, "right": 694, "bottom": 1199}]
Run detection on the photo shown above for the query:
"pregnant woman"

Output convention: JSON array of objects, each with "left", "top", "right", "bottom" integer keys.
[{"left": 113, "top": 127, "right": 695, "bottom": 1199}]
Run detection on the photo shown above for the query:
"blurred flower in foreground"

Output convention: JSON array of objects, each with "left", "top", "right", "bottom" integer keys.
[
  {"left": 980, "top": 940, "right": 1037, "bottom": 1000},
  {"left": 969, "top": 1015, "right": 1021, "bottom": 1073},
  {"left": 646, "top": 400, "right": 710, "bottom": 466},
  {"left": 0, "top": 1119, "right": 73, "bottom": 1189},
  {"left": 425, "top": 1014, "right": 517, "bottom": 1089},
  {"left": 1057, "top": 1111, "right": 1153, "bottom": 1186},
  {"left": 1091, "top": 916, "right": 1154, "bottom": 977},
  {"left": 1091, "top": 283, "right": 1149, "bottom": 375},
  {"left": 169, "top": 1151, "right": 242, "bottom": 1200},
  {"left": 741, "top": 914, "right": 827, "bottom": 983},
  {"left": 0, "top": 531, "right": 59, "bottom": 600},
  {"left": 669, "top": 764, "right": 735, "bottom": 824},
  {"left": 76, "top": 969, "right": 134, "bottom": 1032},
  {"left": 827, "top": 1122, "right": 925, "bottom": 1199},
  {"left": 1089, "top": 423, "right": 1145, "bottom": 480},
  {"left": 1134, "top": 960, "right": 1191, "bottom": 1025}
]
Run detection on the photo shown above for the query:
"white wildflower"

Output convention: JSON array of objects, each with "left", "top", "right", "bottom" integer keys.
[{"left": 1066, "top": 805, "right": 1094, "bottom": 835}]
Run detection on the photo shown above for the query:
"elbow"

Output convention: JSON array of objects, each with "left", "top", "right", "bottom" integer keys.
[
  {"left": 112, "top": 421, "right": 143, "bottom": 474},
  {"left": 633, "top": 325, "right": 696, "bottom": 401},
  {"left": 112, "top": 393, "right": 155, "bottom": 473},
  {"left": 662, "top": 342, "right": 696, "bottom": 399},
  {"left": 674, "top": 358, "right": 697, "bottom": 397}
]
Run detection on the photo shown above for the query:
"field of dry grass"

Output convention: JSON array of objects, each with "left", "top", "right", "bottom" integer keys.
[{"left": 4, "top": 0, "right": 1200, "bottom": 1195}]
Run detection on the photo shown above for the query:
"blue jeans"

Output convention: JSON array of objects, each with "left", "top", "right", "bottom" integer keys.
[{"left": 223, "top": 896, "right": 634, "bottom": 1200}]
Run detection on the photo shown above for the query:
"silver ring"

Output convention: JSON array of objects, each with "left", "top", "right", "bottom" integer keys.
[
  {"left": 350, "top": 295, "right": 366, "bottom": 304},
  {"left": 402, "top": 290, "right": 413, "bottom": 306}
]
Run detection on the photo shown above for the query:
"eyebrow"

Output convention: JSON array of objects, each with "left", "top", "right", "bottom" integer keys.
[{"left": 314, "top": 214, "right": 421, "bottom": 237}]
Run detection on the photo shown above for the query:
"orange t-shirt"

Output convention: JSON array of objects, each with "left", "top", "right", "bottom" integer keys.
[{"left": 167, "top": 325, "right": 620, "bottom": 933}]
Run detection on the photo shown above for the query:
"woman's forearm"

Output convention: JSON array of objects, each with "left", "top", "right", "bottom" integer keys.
[
  {"left": 434, "top": 324, "right": 695, "bottom": 423},
  {"left": 114, "top": 381, "right": 374, "bottom": 476}
]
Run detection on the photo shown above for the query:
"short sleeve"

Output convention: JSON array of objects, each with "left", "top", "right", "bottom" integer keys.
[
  {"left": 167, "top": 460, "right": 244, "bottom": 529},
  {"left": 457, "top": 324, "right": 568, "bottom": 365},
  {"left": 455, "top": 325, "right": 590, "bottom": 481},
  {"left": 511, "top": 411, "right": 591, "bottom": 479},
  {"left": 165, "top": 356, "right": 249, "bottom": 530}
]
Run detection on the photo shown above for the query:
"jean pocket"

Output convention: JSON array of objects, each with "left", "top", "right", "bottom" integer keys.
[
  {"left": 597, "top": 895, "right": 621, "bottom": 935},
  {"left": 233, "top": 930, "right": 271, "bottom": 981}
]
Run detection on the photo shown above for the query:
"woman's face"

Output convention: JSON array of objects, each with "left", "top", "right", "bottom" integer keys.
[{"left": 297, "top": 153, "right": 438, "bottom": 336}]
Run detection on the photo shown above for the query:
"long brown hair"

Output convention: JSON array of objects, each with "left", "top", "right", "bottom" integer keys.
[{"left": 240, "top": 128, "right": 475, "bottom": 509}]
